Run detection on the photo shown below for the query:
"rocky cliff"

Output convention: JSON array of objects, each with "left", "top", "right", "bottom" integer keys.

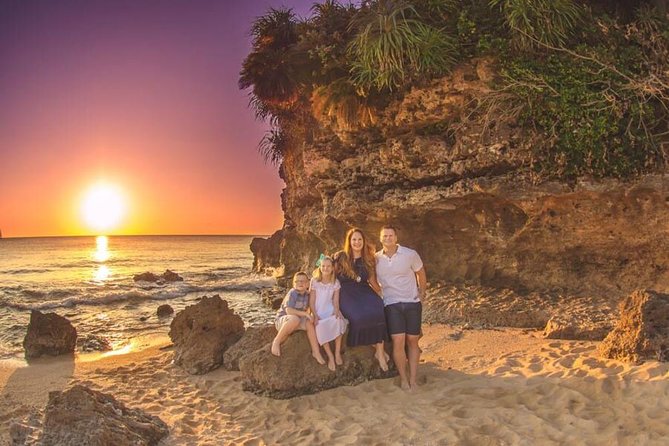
[{"left": 252, "top": 58, "right": 669, "bottom": 299}]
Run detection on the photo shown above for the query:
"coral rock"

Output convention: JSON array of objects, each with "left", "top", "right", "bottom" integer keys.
[
  {"left": 169, "top": 295, "right": 244, "bottom": 374},
  {"left": 23, "top": 310, "right": 77, "bottom": 359},
  {"left": 240, "top": 331, "right": 396, "bottom": 399},
  {"left": 599, "top": 289, "right": 669, "bottom": 364},
  {"left": 39, "top": 385, "right": 168, "bottom": 446},
  {"left": 223, "top": 324, "right": 277, "bottom": 371}
]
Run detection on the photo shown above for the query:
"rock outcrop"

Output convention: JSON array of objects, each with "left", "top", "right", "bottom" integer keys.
[
  {"left": 259, "top": 287, "right": 284, "bottom": 310},
  {"left": 134, "top": 270, "right": 183, "bottom": 283},
  {"left": 240, "top": 331, "right": 396, "bottom": 399},
  {"left": 169, "top": 295, "right": 244, "bottom": 374},
  {"left": 600, "top": 289, "right": 669, "bottom": 363},
  {"left": 250, "top": 58, "right": 669, "bottom": 300},
  {"left": 23, "top": 310, "right": 77, "bottom": 359},
  {"left": 223, "top": 324, "right": 277, "bottom": 371},
  {"left": 250, "top": 230, "right": 283, "bottom": 276},
  {"left": 156, "top": 304, "right": 174, "bottom": 317},
  {"left": 77, "top": 334, "right": 112, "bottom": 352},
  {"left": 38, "top": 385, "right": 168, "bottom": 446}
]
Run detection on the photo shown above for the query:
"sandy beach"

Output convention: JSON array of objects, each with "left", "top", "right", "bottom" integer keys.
[{"left": 2, "top": 324, "right": 669, "bottom": 445}]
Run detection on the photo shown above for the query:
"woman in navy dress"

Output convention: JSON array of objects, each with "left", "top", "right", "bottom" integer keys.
[{"left": 334, "top": 228, "right": 389, "bottom": 371}]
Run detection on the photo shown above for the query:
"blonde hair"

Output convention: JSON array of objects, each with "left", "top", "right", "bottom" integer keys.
[
  {"left": 312, "top": 256, "right": 336, "bottom": 284},
  {"left": 343, "top": 228, "right": 377, "bottom": 282}
]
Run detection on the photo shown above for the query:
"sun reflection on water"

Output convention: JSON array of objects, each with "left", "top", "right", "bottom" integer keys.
[
  {"left": 94, "top": 265, "right": 110, "bottom": 282},
  {"left": 92, "top": 235, "right": 111, "bottom": 282},
  {"left": 94, "top": 235, "right": 110, "bottom": 262}
]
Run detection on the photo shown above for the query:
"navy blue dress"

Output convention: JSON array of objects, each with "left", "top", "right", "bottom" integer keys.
[{"left": 338, "top": 257, "right": 389, "bottom": 347}]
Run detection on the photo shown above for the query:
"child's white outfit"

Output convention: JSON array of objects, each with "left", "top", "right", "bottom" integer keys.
[{"left": 310, "top": 278, "right": 348, "bottom": 345}]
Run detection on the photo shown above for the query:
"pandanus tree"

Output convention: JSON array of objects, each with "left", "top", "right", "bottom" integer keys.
[
  {"left": 239, "top": 8, "right": 302, "bottom": 119},
  {"left": 347, "top": 0, "right": 458, "bottom": 92}
]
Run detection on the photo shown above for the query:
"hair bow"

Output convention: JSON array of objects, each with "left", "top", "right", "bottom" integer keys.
[{"left": 315, "top": 253, "right": 326, "bottom": 267}]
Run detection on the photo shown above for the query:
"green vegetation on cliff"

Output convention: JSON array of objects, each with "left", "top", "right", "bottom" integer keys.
[{"left": 240, "top": 0, "right": 669, "bottom": 178}]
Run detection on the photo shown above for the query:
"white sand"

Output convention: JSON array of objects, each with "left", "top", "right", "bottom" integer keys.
[{"left": 2, "top": 325, "right": 669, "bottom": 445}]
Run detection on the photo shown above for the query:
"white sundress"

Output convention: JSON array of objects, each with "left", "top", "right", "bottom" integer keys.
[{"left": 310, "top": 278, "right": 348, "bottom": 345}]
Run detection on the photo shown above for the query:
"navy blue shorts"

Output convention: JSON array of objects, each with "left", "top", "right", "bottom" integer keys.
[{"left": 385, "top": 302, "right": 422, "bottom": 336}]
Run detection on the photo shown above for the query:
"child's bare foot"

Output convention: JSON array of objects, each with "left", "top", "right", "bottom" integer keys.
[
  {"left": 327, "top": 358, "right": 336, "bottom": 372},
  {"left": 409, "top": 381, "right": 418, "bottom": 391},
  {"left": 375, "top": 352, "right": 389, "bottom": 372},
  {"left": 312, "top": 353, "right": 326, "bottom": 365},
  {"left": 335, "top": 353, "right": 343, "bottom": 366},
  {"left": 400, "top": 380, "right": 410, "bottom": 390},
  {"left": 271, "top": 340, "right": 281, "bottom": 357}
]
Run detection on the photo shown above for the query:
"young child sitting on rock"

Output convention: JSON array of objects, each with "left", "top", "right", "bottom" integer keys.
[
  {"left": 310, "top": 255, "right": 348, "bottom": 372},
  {"left": 271, "top": 271, "right": 326, "bottom": 365}
]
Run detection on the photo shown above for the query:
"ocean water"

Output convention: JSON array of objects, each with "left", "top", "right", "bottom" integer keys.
[{"left": 0, "top": 235, "right": 276, "bottom": 359}]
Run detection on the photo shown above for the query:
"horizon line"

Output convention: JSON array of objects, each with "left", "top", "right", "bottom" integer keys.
[{"left": 0, "top": 233, "right": 273, "bottom": 240}]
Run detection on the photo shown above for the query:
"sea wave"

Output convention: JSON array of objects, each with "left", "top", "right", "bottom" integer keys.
[
  {"left": 3, "top": 268, "right": 53, "bottom": 274},
  {"left": 0, "top": 274, "right": 275, "bottom": 311}
]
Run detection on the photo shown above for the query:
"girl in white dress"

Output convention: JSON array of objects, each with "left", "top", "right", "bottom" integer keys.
[{"left": 310, "top": 255, "right": 348, "bottom": 371}]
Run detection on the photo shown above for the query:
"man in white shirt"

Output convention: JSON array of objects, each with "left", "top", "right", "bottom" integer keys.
[{"left": 375, "top": 225, "right": 427, "bottom": 390}]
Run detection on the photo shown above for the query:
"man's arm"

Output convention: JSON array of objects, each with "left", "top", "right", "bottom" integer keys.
[{"left": 415, "top": 267, "right": 427, "bottom": 299}]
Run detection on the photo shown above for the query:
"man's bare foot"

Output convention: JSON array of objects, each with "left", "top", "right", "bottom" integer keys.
[
  {"left": 327, "top": 358, "right": 336, "bottom": 371},
  {"left": 375, "top": 352, "right": 389, "bottom": 372},
  {"left": 271, "top": 340, "right": 281, "bottom": 357},
  {"left": 312, "top": 353, "right": 326, "bottom": 365},
  {"left": 409, "top": 381, "right": 418, "bottom": 391},
  {"left": 400, "top": 380, "right": 410, "bottom": 390},
  {"left": 335, "top": 353, "right": 343, "bottom": 365}
]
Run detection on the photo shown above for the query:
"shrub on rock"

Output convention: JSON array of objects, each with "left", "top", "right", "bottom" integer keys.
[
  {"left": 23, "top": 310, "right": 77, "bottom": 359},
  {"left": 169, "top": 295, "right": 244, "bottom": 374}
]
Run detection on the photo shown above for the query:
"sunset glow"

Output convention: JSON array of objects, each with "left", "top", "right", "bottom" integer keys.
[{"left": 81, "top": 183, "right": 126, "bottom": 232}]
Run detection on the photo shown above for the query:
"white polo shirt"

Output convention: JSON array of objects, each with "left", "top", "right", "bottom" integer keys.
[{"left": 375, "top": 245, "right": 424, "bottom": 306}]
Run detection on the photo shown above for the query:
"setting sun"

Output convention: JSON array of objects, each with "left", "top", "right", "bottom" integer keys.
[{"left": 81, "top": 182, "right": 126, "bottom": 232}]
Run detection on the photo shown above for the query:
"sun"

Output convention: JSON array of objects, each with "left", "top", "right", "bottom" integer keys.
[{"left": 81, "top": 182, "right": 126, "bottom": 232}]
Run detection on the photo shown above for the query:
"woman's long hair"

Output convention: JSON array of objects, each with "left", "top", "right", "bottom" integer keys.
[{"left": 342, "top": 228, "right": 377, "bottom": 281}]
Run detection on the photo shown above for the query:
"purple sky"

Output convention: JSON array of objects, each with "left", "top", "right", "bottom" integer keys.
[{"left": 0, "top": 0, "right": 315, "bottom": 236}]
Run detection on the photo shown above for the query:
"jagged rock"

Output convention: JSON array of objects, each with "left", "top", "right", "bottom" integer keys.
[
  {"left": 156, "top": 304, "right": 174, "bottom": 317},
  {"left": 223, "top": 324, "right": 276, "bottom": 371},
  {"left": 23, "top": 310, "right": 77, "bottom": 359},
  {"left": 250, "top": 230, "right": 283, "bottom": 275},
  {"left": 169, "top": 295, "right": 244, "bottom": 374},
  {"left": 260, "top": 287, "right": 285, "bottom": 310},
  {"left": 161, "top": 269, "right": 183, "bottom": 282},
  {"left": 543, "top": 313, "right": 614, "bottom": 341},
  {"left": 600, "top": 290, "right": 669, "bottom": 364},
  {"left": 239, "top": 331, "right": 396, "bottom": 399},
  {"left": 39, "top": 385, "right": 168, "bottom": 446},
  {"left": 77, "top": 334, "right": 112, "bottom": 352},
  {"left": 134, "top": 270, "right": 183, "bottom": 283},
  {"left": 133, "top": 272, "right": 161, "bottom": 282}
]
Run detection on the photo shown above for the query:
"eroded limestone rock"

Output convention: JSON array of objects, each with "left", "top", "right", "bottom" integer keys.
[
  {"left": 223, "top": 324, "right": 277, "bottom": 371},
  {"left": 169, "top": 295, "right": 244, "bottom": 374},
  {"left": 600, "top": 289, "right": 669, "bottom": 363},
  {"left": 39, "top": 385, "right": 168, "bottom": 446},
  {"left": 23, "top": 310, "right": 77, "bottom": 359},
  {"left": 239, "top": 331, "right": 396, "bottom": 399}
]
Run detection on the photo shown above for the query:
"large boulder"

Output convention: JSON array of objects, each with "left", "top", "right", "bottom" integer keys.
[
  {"left": 223, "top": 324, "right": 277, "bottom": 371},
  {"left": 38, "top": 385, "right": 168, "bottom": 446},
  {"left": 23, "top": 310, "right": 77, "bottom": 359},
  {"left": 239, "top": 331, "right": 396, "bottom": 399},
  {"left": 169, "top": 295, "right": 244, "bottom": 374},
  {"left": 600, "top": 289, "right": 669, "bottom": 363}
]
